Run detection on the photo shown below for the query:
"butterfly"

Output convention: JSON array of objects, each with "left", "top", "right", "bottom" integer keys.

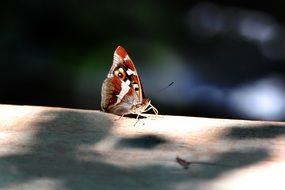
[{"left": 101, "top": 46, "right": 158, "bottom": 117}]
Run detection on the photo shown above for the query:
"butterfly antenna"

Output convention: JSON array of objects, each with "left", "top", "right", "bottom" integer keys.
[{"left": 158, "top": 82, "right": 174, "bottom": 93}]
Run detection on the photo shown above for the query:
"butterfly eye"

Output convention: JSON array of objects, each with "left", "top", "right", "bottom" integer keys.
[{"left": 114, "top": 68, "right": 126, "bottom": 80}]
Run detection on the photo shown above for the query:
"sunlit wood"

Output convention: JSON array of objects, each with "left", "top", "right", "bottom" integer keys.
[{"left": 0, "top": 104, "right": 284, "bottom": 190}]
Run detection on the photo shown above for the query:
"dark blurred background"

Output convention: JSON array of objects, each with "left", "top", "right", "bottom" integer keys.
[{"left": 1, "top": 0, "right": 285, "bottom": 121}]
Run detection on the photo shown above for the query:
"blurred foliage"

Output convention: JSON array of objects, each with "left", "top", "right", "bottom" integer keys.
[{"left": 1, "top": 1, "right": 285, "bottom": 120}]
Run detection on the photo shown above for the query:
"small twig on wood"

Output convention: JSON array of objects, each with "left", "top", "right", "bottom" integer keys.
[{"left": 176, "top": 156, "right": 191, "bottom": 169}]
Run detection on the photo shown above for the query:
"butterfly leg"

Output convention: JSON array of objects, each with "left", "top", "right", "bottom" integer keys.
[
  {"left": 133, "top": 114, "right": 143, "bottom": 126},
  {"left": 114, "top": 113, "right": 126, "bottom": 121},
  {"left": 144, "top": 103, "right": 159, "bottom": 115},
  {"left": 143, "top": 103, "right": 159, "bottom": 121}
]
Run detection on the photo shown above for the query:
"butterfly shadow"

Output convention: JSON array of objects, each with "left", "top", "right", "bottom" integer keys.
[
  {"left": 115, "top": 134, "right": 168, "bottom": 149},
  {"left": 123, "top": 114, "right": 147, "bottom": 119}
]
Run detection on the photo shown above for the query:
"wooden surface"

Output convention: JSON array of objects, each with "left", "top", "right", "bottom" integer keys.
[{"left": 0, "top": 104, "right": 285, "bottom": 190}]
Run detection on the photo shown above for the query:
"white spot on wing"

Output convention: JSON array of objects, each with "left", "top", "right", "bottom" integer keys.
[
  {"left": 115, "top": 81, "right": 130, "bottom": 105},
  {"left": 133, "top": 83, "right": 139, "bottom": 90},
  {"left": 126, "top": 69, "right": 136, "bottom": 76}
]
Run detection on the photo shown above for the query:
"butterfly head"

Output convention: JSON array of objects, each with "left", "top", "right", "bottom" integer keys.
[{"left": 131, "top": 98, "right": 158, "bottom": 115}]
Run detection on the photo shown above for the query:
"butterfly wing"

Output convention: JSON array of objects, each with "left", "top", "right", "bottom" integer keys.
[
  {"left": 111, "top": 46, "right": 145, "bottom": 101},
  {"left": 101, "top": 46, "right": 146, "bottom": 115}
]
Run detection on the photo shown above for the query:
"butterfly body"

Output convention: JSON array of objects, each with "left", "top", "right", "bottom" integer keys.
[{"left": 101, "top": 46, "right": 157, "bottom": 116}]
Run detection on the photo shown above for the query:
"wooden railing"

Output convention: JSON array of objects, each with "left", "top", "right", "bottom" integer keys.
[{"left": 0, "top": 104, "right": 284, "bottom": 190}]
